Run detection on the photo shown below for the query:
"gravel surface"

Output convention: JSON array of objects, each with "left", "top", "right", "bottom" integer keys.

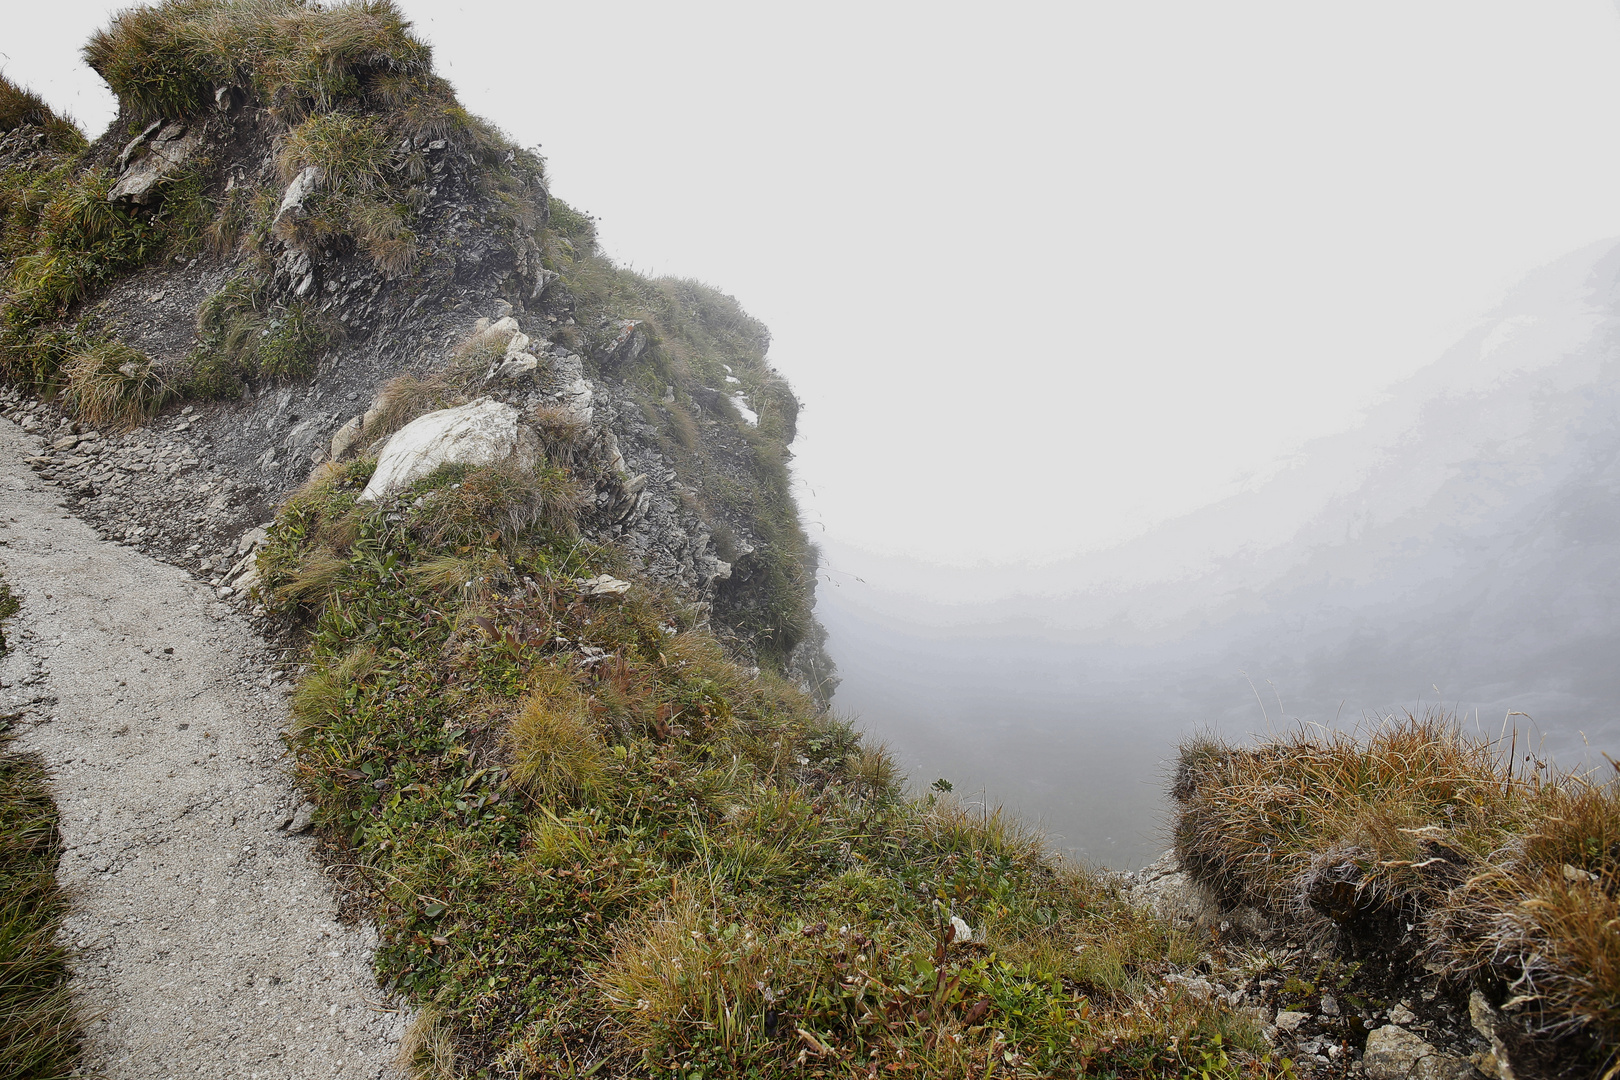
[{"left": 0, "top": 414, "right": 404, "bottom": 1079}]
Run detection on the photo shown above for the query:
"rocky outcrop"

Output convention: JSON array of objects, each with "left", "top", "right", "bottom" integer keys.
[
  {"left": 2, "top": 46, "right": 833, "bottom": 697},
  {"left": 108, "top": 121, "right": 201, "bottom": 205},
  {"left": 0, "top": 290, "right": 777, "bottom": 643},
  {"left": 1118, "top": 850, "right": 1503, "bottom": 1078}
]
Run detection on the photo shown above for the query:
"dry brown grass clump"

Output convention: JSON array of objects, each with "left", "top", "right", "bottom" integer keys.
[
  {"left": 61, "top": 339, "right": 171, "bottom": 430},
  {"left": 0, "top": 73, "right": 85, "bottom": 151},
  {"left": 1175, "top": 712, "right": 1620, "bottom": 1071},
  {"left": 397, "top": 1006, "right": 458, "bottom": 1080},
  {"left": 1174, "top": 714, "right": 1519, "bottom": 921},
  {"left": 504, "top": 669, "right": 607, "bottom": 802},
  {"left": 1438, "top": 782, "right": 1620, "bottom": 1050}
]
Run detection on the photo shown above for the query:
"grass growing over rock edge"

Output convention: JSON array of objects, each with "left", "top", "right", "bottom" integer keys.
[
  {"left": 0, "top": 577, "right": 89, "bottom": 1078},
  {"left": 262, "top": 461, "right": 1280, "bottom": 1079},
  {"left": 1174, "top": 713, "right": 1620, "bottom": 1078}
]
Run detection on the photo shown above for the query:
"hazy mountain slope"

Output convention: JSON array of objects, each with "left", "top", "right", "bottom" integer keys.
[{"left": 824, "top": 237, "right": 1620, "bottom": 864}]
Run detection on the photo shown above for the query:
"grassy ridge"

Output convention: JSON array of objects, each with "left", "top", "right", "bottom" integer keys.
[
  {"left": 261, "top": 458, "right": 1274, "bottom": 1078},
  {"left": 0, "top": 579, "right": 87, "bottom": 1078}
]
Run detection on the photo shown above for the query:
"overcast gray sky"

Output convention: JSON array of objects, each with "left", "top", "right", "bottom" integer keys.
[{"left": 12, "top": 1, "right": 1620, "bottom": 569}]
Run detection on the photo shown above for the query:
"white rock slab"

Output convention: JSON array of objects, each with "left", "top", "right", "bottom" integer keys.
[{"left": 359, "top": 399, "right": 533, "bottom": 501}]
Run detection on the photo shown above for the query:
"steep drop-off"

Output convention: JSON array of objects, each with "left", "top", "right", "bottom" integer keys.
[{"left": 824, "top": 237, "right": 1620, "bottom": 862}]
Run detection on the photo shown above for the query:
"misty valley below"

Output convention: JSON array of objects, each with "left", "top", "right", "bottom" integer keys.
[{"left": 823, "top": 237, "right": 1620, "bottom": 868}]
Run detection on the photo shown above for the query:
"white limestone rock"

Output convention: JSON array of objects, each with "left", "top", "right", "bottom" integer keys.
[
  {"left": 1121, "top": 851, "right": 1223, "bottom": 929},
  {"left": 577, "top": 574, "right": 632, "bottom": 596},
  {"left": 1274, "top": 1011, "right": 1309, "bottom": 1034},
  {"left": 1363, "top": 1025, "right": 1475, "bottom": 1080},
  {"left": 489, "top": 353, "right": 540, "bottom": 382},
  {"left": 359, "top": 399, "right": 535, "bottom": 502},
  {"left": 546, "top": 349, "right": 595, "bottom": 423}
]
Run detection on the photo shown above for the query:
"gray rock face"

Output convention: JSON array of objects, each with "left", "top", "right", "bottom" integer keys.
[
  {"left": 1120, "top": 851, "right": 1224, "bottom": 929},
  {"left": 108, "top": 122, "right": 201, "bottom": 205},
  {"left": 1363, "top": 1025, "right": 1475, "bottom": 1080},
  {"left": 599, "top": 319, "right": 647, "bottom": 374},
  {"left": 114, "top": 120, "right": 163, "bottom": 170},
  {"left": 274, "top": 164, "right": 323, "bottom": 225},
  {"left": 359, "top": 398, "right": 535, "bottom": 501},
  {"left": 1469, "top": 991, "right": 1518, "bottom": 1080}
]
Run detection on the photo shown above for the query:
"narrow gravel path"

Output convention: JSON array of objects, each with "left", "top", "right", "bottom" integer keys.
[{"left": 0, "top": 415, "right": 404, "bottom": 1079}]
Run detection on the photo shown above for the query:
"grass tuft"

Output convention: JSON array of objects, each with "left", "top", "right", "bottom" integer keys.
[
  {"left": 62, "top": 338, "right": 171, "bottom": 429},
  {"left": 505, "top": 670, "right": 608, "bottom": 803},
  {"left": 406, "top": 461, "right": 586, "bottom": 550},
  {"left": 398, "top": 1006, "right": 459, "bottom": 1080}
]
